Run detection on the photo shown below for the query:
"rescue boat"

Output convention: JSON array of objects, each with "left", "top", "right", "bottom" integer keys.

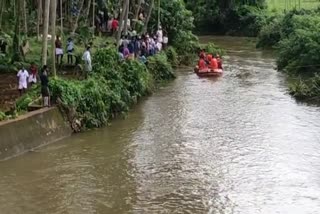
[{"left": 194, "top": 66, "right": 223, "bottom": 77}]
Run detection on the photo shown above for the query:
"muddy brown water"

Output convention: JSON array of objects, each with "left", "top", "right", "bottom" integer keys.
[{"left": 1, "top": 36, "right": 320, "bottom": 214}]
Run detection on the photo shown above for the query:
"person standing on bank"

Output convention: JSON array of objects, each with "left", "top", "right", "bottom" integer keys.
[
  {"left": 55, "top": 35, "right": 63, "bottom": 65},
  {"left": 40, "top": 65, "right": 50, "bottom": 107},
  {"left": 66, "top": 37, "right": 74, "bottom": 64},
  {"left": 28, "top": 62, "right": 38, "bottom": 85},
  {"left": 82, "top": 46, "right": 92, "bottom": 78},
  {"left": 17, "top": 65, "right": 29, "bottom": 96}
]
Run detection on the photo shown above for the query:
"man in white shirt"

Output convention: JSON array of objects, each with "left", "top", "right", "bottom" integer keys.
[
  {"left": 156, "top": 26, "right": 163, "bottom": 43},
  {"left": 82, "top": 46, "right": 92, "bottom": 78},
  {"left": 156, "top": 41, "right": 162, "bottom": 52},
  {"left": 17, "top": 66, "right": 29, "bottom": 95},
  {"left": 163, "top": 32, "right": 169, "bottom": 49}
]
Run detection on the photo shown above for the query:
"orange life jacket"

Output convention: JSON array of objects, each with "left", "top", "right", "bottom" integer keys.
[
  {"left": 207, "top": 54, "right": 212, "bottom": 62},
  {"left": 210, "top": 58, "right": 218, "bottom": 70}
]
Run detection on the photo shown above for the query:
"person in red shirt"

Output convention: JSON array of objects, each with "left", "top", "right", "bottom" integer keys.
[
  {"left": 111, "top": 18, "right": 119, "bottom": 35},
  {"left": 216, "top": 54, "right": 223, "bottom": 69},
  {"left": 198, "top": 55, "right": 208, "bottom": 71}
]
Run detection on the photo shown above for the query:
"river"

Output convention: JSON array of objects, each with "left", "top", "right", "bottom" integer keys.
[{"left": 1, "top": 36, "right": 320, "bottom": 214}]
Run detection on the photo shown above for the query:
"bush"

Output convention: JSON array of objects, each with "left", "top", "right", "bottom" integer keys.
[
  {"left": 256, "top": 14, "right": 283, "bottom": 48},
  {"left": 172, "top": 30, "right": 200, "bottom": 56},
  {"left": 289, "top": 75, "right": 320, "bottom": 99},
  {"left": 165, "top": 47, "right": 179, "bottom": 68},
  {"left": 16, "top": 84, "right": 41, "bottom": 111},
  {"left": 256, "top": 9, "right": 320, "bottom": 49},
  {"left": 203, "top": 42, "right": 226, "bottom": 56},
  {"left": 147, "top": 53, "right": 175, "bottom": 83},
  {"left": 0, "top": 111, "right": 7, "bottom": 121},
  {"left": 235, "top": 6, "right": 267, "bottom": 37},
  {"left": 276, "top": 14, "right": 320, "bottom": 74}
]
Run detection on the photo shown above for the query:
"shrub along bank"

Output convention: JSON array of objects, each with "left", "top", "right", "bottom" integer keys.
[{"left": 256, "top": 8, "right": 320, "bottom": 100}]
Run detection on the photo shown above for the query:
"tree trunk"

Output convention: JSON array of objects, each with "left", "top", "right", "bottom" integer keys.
[
  {"left": 12, "top": 0, "right": 22, "bottom": 62},
  {"left": 50, "top": 0, "right": 57, "bottom": 77},
  {"left": 117, "top": 0, "right": 128, "bottom": 46},
  {"left": 124, "top": 0, "right": 129, "bottom": 35},
  {"left": 0, "top": 0, "right": 6, "bottom": 29},
  {"left": 41, "top": 0, "right": 50, "bottom": 66},
  {"left": 71, "top": 0, "right": 85, "bottom": 34},
  {"left": 13, "top": 0, "right": 16, "bottom": 20},
  {"left": 92, "top": 0, "right": 95, "bottom": 28},
  {"left": 60, "top": 0, "right": 63, "bottom": 34},
  {"left": 133, "top": 0, "right": 142, "bottom": 29},
  {"left": 37, "top": 0, "right": 42, "bottom": 40},
  {"left": 84, "top": 0, "right": 92, "bottom": 25},
  {"left": 157, "top": 0, "right": 160, "bottom": 29},
  {"left": 143, "top": 0, "right": 154, "bottom": 33},
  {"left": 22, "top": 0, "right": 28, "bottom": 35}
]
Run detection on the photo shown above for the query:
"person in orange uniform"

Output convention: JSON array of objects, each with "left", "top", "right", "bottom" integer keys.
[
  {"left": 198, "top": 55, "right": 208, "bottom": 72},
  {"left": 210, "top": 55, "right": 218, "bottom": 71},
  {"left": 216, "top": 54, "right": 223, "bottom": 69},
  {"left": 206, "top": 54, "right": 212, "bottom": 65}
]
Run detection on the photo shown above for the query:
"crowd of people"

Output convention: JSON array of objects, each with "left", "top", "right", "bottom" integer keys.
[
  {"left": 198, "top": 49, "right": 223, "bottom": 72},
  {"left": 17, "top": 24, "right": 168, "bottom": 108},
  {"left": 14, "top": 5, "right": 170, "bottom": 108},
  {"left": 117, "top": 26, "right": 169, "bottom": 63}
]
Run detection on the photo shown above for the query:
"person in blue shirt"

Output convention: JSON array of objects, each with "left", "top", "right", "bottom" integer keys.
[{"left": 66, "top": 37, "right": 74, "bottom": 64}]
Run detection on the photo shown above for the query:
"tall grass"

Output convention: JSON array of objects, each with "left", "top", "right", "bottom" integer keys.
[{"left": 267, "top": 0, "right": 320, "bottom": 11}]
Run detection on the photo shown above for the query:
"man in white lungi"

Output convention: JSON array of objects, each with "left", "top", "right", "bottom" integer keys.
[
  {"left": 82, "top": 46, "right": 92, "bottom": 78},
  {"left": 17, "top": 66, "right": 29, "bottom": 96}
]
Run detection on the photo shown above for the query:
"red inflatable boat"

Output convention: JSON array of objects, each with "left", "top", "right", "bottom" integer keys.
[{"left": 194, "top": 66, "right": 223, "bottom": 77}]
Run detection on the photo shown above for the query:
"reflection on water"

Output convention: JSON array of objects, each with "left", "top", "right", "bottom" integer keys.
[{"left": 1, "top": 36, "right": 320, "bottom": 214}]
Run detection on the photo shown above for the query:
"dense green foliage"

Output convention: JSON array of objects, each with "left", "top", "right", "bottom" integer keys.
[
  {"left": 277, "top": 14, "right": 320, "bottom": 73},
  {"left": 185, "top": 0, "right": 267, "bottom": 36},
  {"left": 257, "top": 9, "right": 318, "bottom": 49},
  {"left": 0, "top": 111, "right": 7, "bottom": 121},
  {"left": 16, "top": 84, "right": 41, "bottom": 111},
  {"left": 165, "top": 47, "right": 179, "bottom": 68},
  {"left": 149, "top": 0, "right": 200, "bottom": 60},
  {"left": 257, "top": 8, "right": 320, "bottom": 74},
  {"left": 147, "top": 53, "right": 175, "bottom": 82},
  {"left": 256, "top": 14, "right": 283, "bottom": 48},
  {"left": 202, "top": 42, "right": 226, "bottom": 56}
]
